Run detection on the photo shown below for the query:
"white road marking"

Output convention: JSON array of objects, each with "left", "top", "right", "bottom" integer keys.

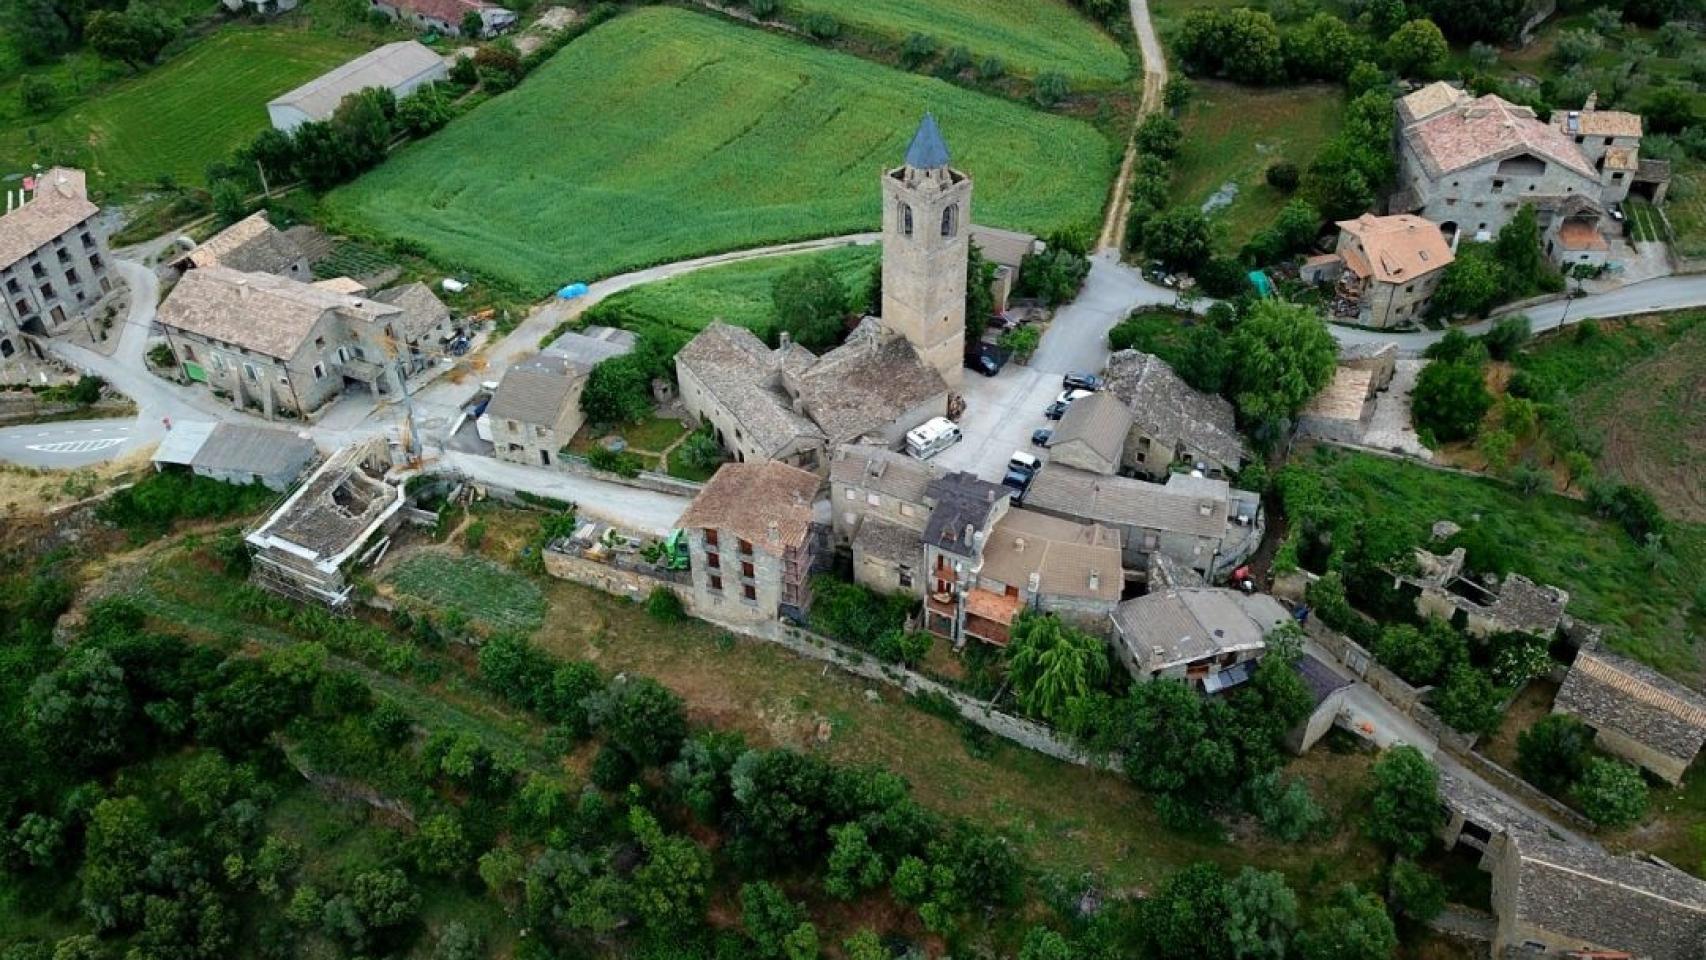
[{"left": 25, "top": 438, "right": 128, "bottom": 453}]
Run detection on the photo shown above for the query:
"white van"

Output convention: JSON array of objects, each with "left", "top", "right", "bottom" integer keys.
[{"left": 906, "top": 417, "right": 962, "bottom": 460}]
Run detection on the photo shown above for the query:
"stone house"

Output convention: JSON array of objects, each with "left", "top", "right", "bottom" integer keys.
[
  {"left": 156, "top": 266, "right": 453, "bottom": 419},
  {"left": 267, "top": 41, "right": 448, "bottom": 133},
  {"left": 369, "top": 0, "right": 516, "bottom": 37},
  {"left": 923, "top": 479, "right": 1122, "bottom": 648},
  {"left": 1110, "top": 587, "right": 1289, "bottom": 692},
  {"left": 1553, "top": 645, "right": 1706, "bottom": 786},
  {"left": 966, "top": 224, "right": 1040, "bottom": 314},
  {"left": 828, "top": 444, "right": 936, "bottom": 597},
  {"left": 1023, "top": 463, "right": 1261, "bottom": 578},
  {"left": 1391, "top": 82, "right": 1658, "bottom": 266},
  {"left": 245, "top": 439, "right": 404, "bottom": 607},
  {"left": 1287, "top": 653, "right": 1352, "bottom": 754},
  {"left": 675, "top": 322, "right": 828, "bottom": 471},
  {"left": 678, "top": 461, "right": 821, "bottom": 625},
  {"left": 1103, "top": 349, "right": 1247, "bottom": 478},
  {"left": 1, "top": 168, "right": 114, "bottom": 376},
  {"left": 485, "top": 353, "right": 587, "bottom": 468},
  {"left": 1296, "top": 342, "right": 1398, "bottom": 444},
  {"left": 1490, "top": 831, "right": 1706, "bottom": 959},
  {"left": 1397, "top": 547, "right": 1568, "bottom": 639},
  {"left": 1325, "top": 214, "right": 1454, "bottom": 328},
  {"left": 172, "top": 212, "right": 310, "bottom": 282},
  {"left": 1047, "top": 391, "right": 1133, "bottom": 476}
]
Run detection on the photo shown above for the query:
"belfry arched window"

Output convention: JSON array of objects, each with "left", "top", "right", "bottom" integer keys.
[
  {"left": 900, "top": 202, "right": 914, "bottom": 237},
  {"left": 941, "top": 204, "right": 958, "bottom": 238}
]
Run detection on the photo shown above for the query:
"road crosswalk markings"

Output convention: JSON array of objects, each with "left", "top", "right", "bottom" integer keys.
[{"left": 25, "top": 438, "right": 128, "bottom": 453}]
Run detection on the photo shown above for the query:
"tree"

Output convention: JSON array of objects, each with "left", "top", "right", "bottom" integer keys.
[
  {"left": 4, "top": 0, "right": 73, "bottom": 65},
  {"left": 1384, "top": 19, "right": 1448, "bottom": 78},
  {"left": 1265, "top": 162, "right": 1299, "bottom": 193},
  {"left": 585, "top": 676, "right": 686, "bottom": 766},
  {"left": 1033, "top": 71, "right": 1069, "bottom": 106},
  {"left": 412, "top": 813, "right": 470, "bottom": 878},
  {"left": 1119, "top": 680, "right": 1237, "bottom": 807},
  {"left": 1142, "top": 207, "right": 1214, "bottom": 273},
  {"left": 1414, "top": 0, "right": 1534, "bottom": 43},
  {"left": 1432, "top": 664, "right": 1504, "bottom": 736},
  {"left": 1295, "top": 884, "right": 1398, "bottom": 960},
  {"left": 209, "top": 179, "right": 248, "bottom": 228},
  {"left": 966, "top": 242, "right": 996, "bottom": 338},
  {"left": 1367, "top": 745, "right": 1442, "bottom": 857},
  {"left": 1411, "top": 356, "right": 1491, "bottom": 443},
  {"left": 1224, "top": 867, "right": 1299, "bottom": 960},
  {"left": 1494, "top": 206, "right": 1556, "bottom": 295},
  {"left": 19, "top": 75, "right": 58, "bottom": 114},
  {"left": 843, "top": 929, "right": 886, "bottom": 960},
  {"left": 1176, "top": 8, "right": 1285, "bottom": 84},
  {"left": 1243, "top": 771, "right": 1326, "bottom": 842},
  {"left": 1163, "top": 75, "right": 1193, "bottom": 112},
  {"left": 26, "top": 647, "right": 134, "bottom": 772},
  {"left": 86, "top": 4, "right": 179, "bottom": 70},
  {"left": 1228, "top": 298, "right": 1337, "bottom": 439},
  {"left": 1005, "top": 613, "right": 1109, "bottom": 728},
  {"left": 1283, "top": 12, "right": 1365, "bottom": 82},
  {"left": 1142, "top": 862, "right": 1232, "bottom": 959},
  {"left": 824, "top": 823, "right": 886, "bottom": 899},
  {"left": 1134, "top": 113, "right": 1183, "bottom": 159},
  {"left": 1244, "top": 197, "right": 1321, "bottom": 263},
  {"left": 1643, "top": 86, "right": 1698, "bottom": 135},
  {"left": 772, "top": 259, "right": 849, "bottom": 350},
  {"left": 998, "top": 323, "right": 1041, "bottom": 361},
  {"left": 580, "top": 354, "right": 655, "bottom": 425},
  {"left": 460, "top": 9, "right": 484, "bottom": 37},
  {"left": 1387, "top": 858, "right": 1446, "bottom": 925},
  {"left": 1373, "top": 624, "right": 1446, "bottom": 686},
  {"left": 1014, "top": 247, "right": 1090, "bottom": 305},
  {"left": 396, "top": 86, "right": 454, "bottom": 136},
  {"left": 1516, "top": 714, "right": 1591, "bottom": 795},
  {"left": 1018, "top": 926, "right": 1073, "bottom": 960},
  {"left": 740, "top": 881, "right": 804, "bottom": 959},
  {"left": 627, "top": 806, "right": 711, "bottom": 933},
  {"left": 1552, "top": 28, "right": 1604, "bottom": 68},
  {"left": 1573, "top": 756, "right": 1649, "bottom": 828}
]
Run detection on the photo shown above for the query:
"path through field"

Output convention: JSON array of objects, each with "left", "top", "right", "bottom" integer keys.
[{"left": 1097, "top": 0, "right": 1168, "bottom": 251}]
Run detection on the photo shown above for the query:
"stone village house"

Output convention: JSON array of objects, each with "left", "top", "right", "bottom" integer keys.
[
  {"left": 677, "top": 461, "right": 822, "bottom": 626},
  {"left": 171, "top": 212, "right": 311, "bottom": 282},
  {"left": 0, "top": 167, "right": 114, "bottom": 382},
  {"left": 485, "top": 353, "right": 586, "bottom": 467},
  {"left": 1102, "top": 348, "right": 1248, "bottom": 478},
  {"left": 1396, "top": 547, "right": 1569, "bottom": 639},
  {"left": 1109, "top": 587, "right": 1290, "bottom": 693},
  {"left": 156, "top": 265, "right": 455, "bottom": 420},
  {"left": 1553, "top": 644, "right": 1706, "bottom": 786},
  {"left": 1312, "top": 213, "right": 1455, "bottom": 329},
  {"left": 369, "top": 0, "right": 516, "bottom": 37}
]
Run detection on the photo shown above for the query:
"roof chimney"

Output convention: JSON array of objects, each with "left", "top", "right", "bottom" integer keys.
[
  {"left": 1089, "top": 570, "right": 1100, "bottom": 591},
  {"left": 766, "top": 520, "right": 780, "bottom": 543},
  {"left": 963, "top": 522, "right": 974, "bottom": 545},
  {"left": 1027, "top": 571, "right": 1041, "bottom": 594},
  {"left": 1014, "top": 537, "right": 1026, "bottom": 553},
  {"left": 778, "top": 330, "right": 792, "bottom": 349},
  {"left": 1584, "top": 91, "right": 1598, "bottom": 112}
]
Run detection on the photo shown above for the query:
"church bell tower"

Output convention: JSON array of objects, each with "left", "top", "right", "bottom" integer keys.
[{"left": 881, "top": 113, "right": 971, "bottom": 390}]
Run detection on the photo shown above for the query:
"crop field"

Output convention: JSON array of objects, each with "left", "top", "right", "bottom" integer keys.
[
  {"left": 1668, "top": 159, "right": 1706, "bottom": 259},
  {"left": 1290, "top": 447, "right": 1705, "bottom": 682},
  {"left": 785, "top": 0, "right": 1130, "bottom": 84},
  {"left": 324, "top": 7, "right": 1116, "bottom": 295},
  {"left": 385, "top": 549, "right": 547, "bottom": 633},
  {"left": 0, "top": 28, "right": 370, "bottom": 193},
  {"left": 1173, "top": 82, "right": 1344, "bottom": 246},
  {"left": 590, "top": 243, "right": 879, "bottom": 348}
]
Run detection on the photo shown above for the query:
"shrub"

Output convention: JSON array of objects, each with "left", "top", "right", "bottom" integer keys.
[
  {"left": 1482, "top": 314, "right": 1531, "bottom": 360},
  {"left": 1411, "top": 358, "right": 1491, "bottom": 443},
  {"left": 998, "top": 324, "right": 1041, "bottom": 361},
  {"left": 586, "top": 445, "right": 642, "bottom": 478},
  {"left": 1367, "top": 745, "right": 1442, "bottom": 856},
  {"left": 1264, "top": 161, "right": 1299, "bottom": 192},
  {"left": 1516, "top": 714, "right": 1590, "bottom": 794},
  {"left": 1034, "top": 71, "right": 1069, "bottom": 106},
  {"left": 900, "top": 32, "right": 937, "bottom": 69},
  {"left": 977, "top": 55, "right": 1005, "bottom": 80},
  {"left": 748, "top": 0, "right": 778, "bottom": 15},
  {"left": 19, "top": 75, "right": 58, "bottom": 114},
  {"left": 802, "top": 12, "right": 840, "bottom": 38},
  {"left": 645, "top": 587, "right": 685, "bottom": 623},
  {"left": 1573, "top": 756, "right": 1648, "bottom": 828},
  {"left": 1431, "top": 665, "right": 1504, "bottom": 736}
]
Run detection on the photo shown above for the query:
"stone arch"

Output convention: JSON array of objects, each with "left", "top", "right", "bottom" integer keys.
[
  {"left": 900, "top": 202, "right": 914, "bottom": 237},
  {"left": 0, "top": 338, "right": 13, "bottom": 359},
  {"left": 941, "top": 203, "right": 959, "bottom": 238}
]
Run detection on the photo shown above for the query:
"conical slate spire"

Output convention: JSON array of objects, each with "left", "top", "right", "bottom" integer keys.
[{"left": 903, "top": 113, "right": 951, "bottom": 170}]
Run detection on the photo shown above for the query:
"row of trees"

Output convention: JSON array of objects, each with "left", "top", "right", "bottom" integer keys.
[
  {"left": 5, "top": 0, "right": 182, "bottom": 69},
  {"left": 1175, "top": 7, "right": 1449, "bottom": 85}
]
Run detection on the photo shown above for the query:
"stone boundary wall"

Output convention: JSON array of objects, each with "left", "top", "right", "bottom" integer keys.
[
  {"left": 1454, "top": 741, "right": 1597, "bottom": 833},
  {"left": 557, "top": 451, "right": 704, "bottom": 497},
  {"left": 536, "top": 544, "right": 1113, "bottom": 772}
]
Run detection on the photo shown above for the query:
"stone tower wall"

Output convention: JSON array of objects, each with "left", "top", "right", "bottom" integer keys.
[{"left": 880, "top": 165, "right": 970, "bottom": 389}]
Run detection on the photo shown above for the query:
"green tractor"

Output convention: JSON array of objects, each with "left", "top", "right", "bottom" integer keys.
[{"left": 659, "top": 529, "right": 690, "bottom": 571}]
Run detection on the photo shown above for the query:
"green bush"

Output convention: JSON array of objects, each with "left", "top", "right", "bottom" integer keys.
[
  {"left": 1572, "top": 756, "right": 1649, "bottom": 828},
  {"left": 97, "top": 471, "right": 274, "bottom": 537},
  {"left": 646, "top": 587, "right": 686, "bottom": 623}
]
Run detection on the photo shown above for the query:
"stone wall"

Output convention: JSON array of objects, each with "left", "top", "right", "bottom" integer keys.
[
  {"left": 556, "top": 451, "right": 704, "bottom": 498},
  {"left": 543, "top": 547, "right": 690, "bottom": 604}
]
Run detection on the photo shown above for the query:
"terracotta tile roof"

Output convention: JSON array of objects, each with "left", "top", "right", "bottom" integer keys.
[
  {"left": 1403, "top": 89, "right": 1596, "bottom": 179},
  {"left": 1396, "top": 81, "right": 1466, "bottom": 125},
  {"left": 1557, "top": 220, "right": 1609, "bottom": 251},
  {"left": 977, "top": 507, "right": 1123, "bottom": 604},
  {"left": 1565, "top": 108, "right": 1643, "bottom": 138},
  {"left": 678, "top": 461, "right": 820, "bottom": 557},
  {"left": 1336, "top": 214, "right": 1455, "bottom": 284},
  {"left": 157, "top": 265, "right": 400, "bottom": 360},
  {"left": 1555, "top": 645, "right": 1706, "bottom": 764},
  {"left": 1603, "top": 144, "right": 1640, "bottom": 171},
  {"left": 0, "top": 167, "right": 97, "bottom": 269},
  {"left": 964, "top": 587, "right": 1024, "bottom": 626},
  {"left": 388, "top": 0, "right": 499, "bottom": 24}
]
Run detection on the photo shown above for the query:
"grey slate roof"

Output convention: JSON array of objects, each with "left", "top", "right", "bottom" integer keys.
[
  {"left": 1104, "top": 349, "right": 1247, "bottom": 469},
  {"left": 1555, "top": 645, "right": 1706, "bottom": 766},
  {"left": 1112, "top": 588, "right": 1288, "bottom": 671},
  {"left": 192, "top": 423, "right": 318, "bottom": 481},
  {"left": 544, "top": 324, "right": 635, "bottom": 368},
  {"left": 1049, "top": 391, "right": 1133, "bottom": 472},
  {"left": 157, "top": 265, "right": 400, "bottom": 360},
  {"left": 787, "top": 319, "right": 947, "bottom": 445},
  {"left": 1507, "top": 832, "right": 1706, "bottom": 960},
  {"left": 369, "top": 281, "right": 452, "bottom": 342},
  {"left": 1294, "top": 653, "right": 1352, "bottom": 707},
  {"left": 1023, "top": 463, "right": 1229, "bottom": 539},
  {"left": 904, "top": 113, "right": 951, "bottom": 169},
  {"left": 152, "top": 420, "right": 217, "bottom": 466},
  {"left": 829, "top": 443, "right": 935, "bottom": 504},
  {"left": 968, "top": 225, "right": 1039, "bottom": 270},
  {"left": 852, "top": 515, "right": 923, "bottom": 566},
  {"left": 675, "top": 323, "right": 824, "bottom": 459},
  {"left": 486, "top": 353, "right": 581, "bottom": 428},
  {"left": 186, "top": 212, "right": 306, "bottom": 275},
  {"left": 268, "top": 41, "right": 445, "bottom": 122},
  {"left": 923, "top": 471, "right": 1009, "bottom": 558},
  {"left": 979, "top": 508, "right": 1122, "bottom": 604}
]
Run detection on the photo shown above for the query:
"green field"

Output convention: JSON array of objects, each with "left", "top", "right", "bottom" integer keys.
[
  {"left": 786, "top": 0, "right": 1130, "bottom": 84},
  {"left": 1173, "top": 82, "right": 1344, "bottom": 246},
  {"left": 1289, "top": 447, "right": 1705, "bottom": 682},
  {"left": 324, "top": 7, "right": 1116, "bottom": 294},
  {"left": 386, "top": 550, "right": 547, "bottom": 633},
  {"left": 590, "top": 243, "right": 879, "bottom": 347},
  {"left": 0, "top": 27, "right": 370, "bottom": 192}
]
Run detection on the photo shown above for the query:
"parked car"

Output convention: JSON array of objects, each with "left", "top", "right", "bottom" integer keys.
[
  {"left": 1031, "top": 428, "right": 1053, "bottom": 447},
  {"left": 1061, "top": 372, "right": 1103, "bottom": 392},
  {"left": 964, "top": 341, "right": 1009, "bottom": 377},
  {"left": 1002, "top": 451, "right": 1042, "bottom": 495},
  {"left": 1054, "top": 388, "right": 1093, "bottom": 406},
  {"left": 1044, "top": 400, "right": 1070, "bottom": 420}
]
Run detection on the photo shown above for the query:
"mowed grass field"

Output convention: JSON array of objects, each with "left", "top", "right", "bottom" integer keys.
[
  {"left": 785, "top": 0, "right": 1130, "bottom": 84},
  {"left": 1173, "top": 82, "right": 1343, "bottom": 246},
  {"left": 592, "top": 243, "right": 880, "bottom": 347},
  {"left": 324, "top": 7, "right": 1116, "bottom": 294},
  {"left": 0, "top": 28, "right": 370, "bottom": 192}
]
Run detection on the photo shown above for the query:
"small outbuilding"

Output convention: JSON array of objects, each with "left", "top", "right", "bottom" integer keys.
[
  {"left": 267, "top": 41, "right": 449, "bottom": 133},
  {"left": 152, "top": 421, "right": 318, "bottom": 491},
  {"left": 1553, "top": 644, "right": 1706, "bottom": 786}
]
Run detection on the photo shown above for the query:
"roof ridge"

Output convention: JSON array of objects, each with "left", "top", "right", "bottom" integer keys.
[
  {"left": 1578, "top": 655, "right": 1706, "bottom": 728},
  {"left": 1524, "top": 854, "right": 1706, "bottom": 915}
]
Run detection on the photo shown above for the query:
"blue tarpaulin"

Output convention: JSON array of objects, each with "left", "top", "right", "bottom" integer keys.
[
  {"left": 1247, "top": 271, "right": 1275, "bottom": 297},
  {"left": 556, "top": 282, "right": 589, "bottom": 300}
]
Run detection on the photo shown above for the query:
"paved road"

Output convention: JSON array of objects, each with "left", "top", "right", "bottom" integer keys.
[
  {"left": 0, "top": 419, "right": 146, "bottom": 468},
  {"left": 1031, "top": 251, "right": 1179, "bottom": 375},
  {"left": 442, "top": 451, "right": 688, "bottom": 535}
]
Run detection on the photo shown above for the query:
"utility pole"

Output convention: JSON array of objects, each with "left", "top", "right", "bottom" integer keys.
[{"left": 256, "top": 159, "right": 271, "bottom": 200}]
